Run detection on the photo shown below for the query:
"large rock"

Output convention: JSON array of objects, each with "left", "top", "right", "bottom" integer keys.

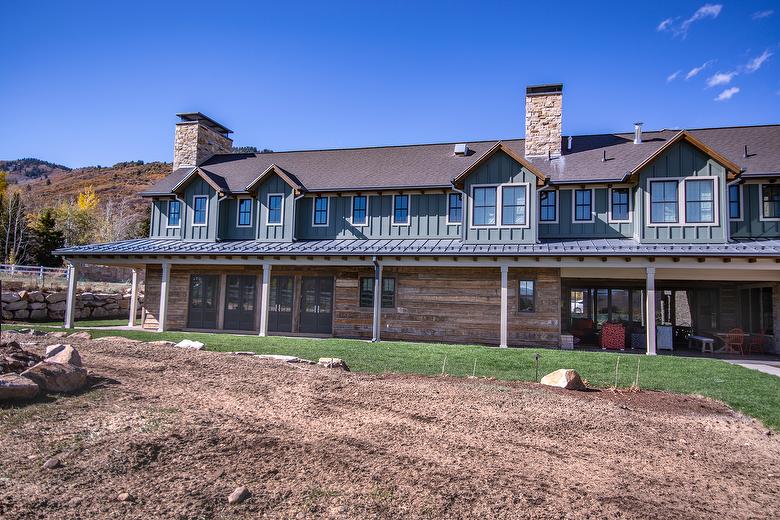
[
  {"left": 47, "top": 301, "right": 67, "bottom": 312},
  {"left": 13, "top": 310, "right": 30, "bottom": 320},
  {"left": 45, "top": 344, "right": 83, "bottom": 367},
  {"left": 28, "top": 302, "right": 46, "bottom": 310},
  {"left": 29, "top": 309, "right": 47, "bottom": 320},
  {"left": 91, "top": 307, "right": 110, "bottom": 318},
  {"left": 255, "top": 354, "right": 312, "bottom": 364},
  {"left": 0, "top": 373, "right": 40, "bottom": 401},
  {"left": 4, "top": 300, "right": 28, "bottom": 311},
  {"left": 317, "top": 358, "right": 350, "bottom": 371},
  {"left": 539, "top": 369, "right": 586, "bottom": 391},
  {"left": 228, "top": 486, "right": 251, "bottom": 505},
  {"left": 28, "top": 291, "right": 45, "bottom": 303},
  {"left": 175, "top": 340, "right": 205, "bottom": 350},
  {"left": 1, "top": 291, "right": 20, "bottom": 303},
  {"left": 146, "top": 340, "right": 176, "bottom": 348},
  {"left": 21, "top": 361, "right": 87, "bottom": 393},
  {"left": 46, "top": 292, "right": 67, "bottom": 304},
  {"left": 68, "top": 331, "right": 92, "bottom": 340},
  {"left": 2, "top": 310, "right": 12, "bottom": 320}
]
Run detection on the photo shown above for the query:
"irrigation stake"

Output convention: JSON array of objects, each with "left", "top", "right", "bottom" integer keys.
[
  {"left": 441, "top": 355, "right": 447, "bottom": 376},
  {"left": 613, "top": 357, "right": 620, "bottom": 389},
  {"left": 472, "top": 359, "right": 477, "bottom": 377},
  {"left": 534, "top": 353, "right": 540, "bottom": 382},
  {"left": 632, "top": 358, "right": 641, "bottom": 390}
]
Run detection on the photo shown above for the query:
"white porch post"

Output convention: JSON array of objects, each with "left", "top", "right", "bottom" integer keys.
[
  {"left": 258, "top": 262, "right": 271, "bottom": 337},
  {"left": 645, "top": 267, "right": 657, "bottom": 356},
  {"left": 157, "top": 262, "right": 171, "bottom": 332},
  {"left": 128, "top": 268, "right": 139, "bottom": 327},
  {"left": 64, "top": 263, "right": 79, "bottom": 329},
  {"left": 372, "top": 259, "right": 383, "bottom": 342},
  {"left": 500, "top": 264, "right": 509, "bottom": 348}
]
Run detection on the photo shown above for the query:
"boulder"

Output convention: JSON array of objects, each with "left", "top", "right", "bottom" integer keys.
[
  {"left": 29, "top": 309, "right": 47, "bottom": 320},
  {"left": 48, "top": 331, "right": 69, "bottom": 338},
  {"left": 0, "top": 373, "right": 40, "bottom": 401},
  {"left": 46, "top": 292, "right": 67, "bottom": 304},
  {"left": 2, "top": 310, "right": 12, "bottom": 320},
  {"left": 318, "top": 358, "right": 350, "bottom": 371},
  {"left": 1, "top": 291, "right": 20, "bottom": 303},
  {"left": 18, "top": 290, "right": 29, "bottom": 301},
  {"left": 68, "top": 331, "right": 92, "bottom": 340},
  {"left": 539, "top": 369, "right": 586, "bottom": 391},
  {"left": 79, "top": 292, "right": 94, "bottom": 301},
  {"left": 91, "top": 307, "right": 110, "bottom": 318},
  {"left": 146, "top": 340, "right": 176, "bottom": 348},
  {"left": 4, "top": 300, "right": 28, "bottom": 311},
  {"left": 228, "top": 486, "right": 251, "bottom": 505},
  {"left": 45, "top": 344, "right": 83, "bottom": 367},
  {"left": 21, "top": 361, "right": 87, "bottom": 393},
  {"left": 47, "top": 301, "right": 67, "bottom": 312},
  {"left": 47, "top": 310, "right": 65, "bottom": 320},
  {"left": 13, "top": 310, "right": 30, "bottom": 320},
  {"left": 28, "top": 291, "right": 45, "bottom": 303},
  {"left": 28, "top": 302, "right": 46, "bottom": 310},
  {"left": 93, "top": 336, "right": 141, "bottom": 343},
  {"left": 43, "top": 457, "right": 61, "bottom": 470},
  {"left": 255, "top": 354, "right": 304, "bottom": 363},
  {"left": 175, "top": 339, "right": 205, "bottom": 350}
]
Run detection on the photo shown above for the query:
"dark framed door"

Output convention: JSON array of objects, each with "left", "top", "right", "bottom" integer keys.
[
  {"left": 187, "top": 274, "right": 219, "bottom": 329},
  {"left": 299, "top": 276, "right": 334, "bottom": 334},
  {"left": 268, "top": 275, "right": 294, "bottom": 333},
  {"left": 224, "top": 275, "right": 257, "bottom": 331}
]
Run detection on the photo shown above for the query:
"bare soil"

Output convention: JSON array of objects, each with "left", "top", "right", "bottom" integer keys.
[{"left": 1, "top": 331, "right": 778, "bottom": 519}]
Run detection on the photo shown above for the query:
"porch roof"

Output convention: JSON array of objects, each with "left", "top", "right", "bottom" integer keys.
[{"left": 57, "top": 237, "right": 780, "bottom": 258}]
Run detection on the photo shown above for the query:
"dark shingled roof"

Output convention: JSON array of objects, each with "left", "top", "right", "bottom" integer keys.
[
  {"left": 57, "top": 237, "right": 780, "bottom": 257},
  {"left": 142, "top": 124, "right": 780, "bottom": 195}
]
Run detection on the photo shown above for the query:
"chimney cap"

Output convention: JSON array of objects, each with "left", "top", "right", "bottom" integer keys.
[
  {"left": 526, "top": 83, "right": 563, "bottom": 96},
  {"left": 176, "top": 112, "right": 233, "bottom": 135}
]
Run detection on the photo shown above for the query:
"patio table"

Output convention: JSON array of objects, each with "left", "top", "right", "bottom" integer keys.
[
  {"left": 714, "top": 332, "right": 751, "bottom": 354},
  {"left": 688, "top": 335, "right": 715, "bottom": 354}
]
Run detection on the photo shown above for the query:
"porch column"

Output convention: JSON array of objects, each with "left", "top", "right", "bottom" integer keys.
[
  {"left": 63, "top": 262, "right": 79, "bottom": 329},
  {"left": 645, "top": 267, "right": 657, "bottom": 356},
  {"left": 258, "top": 262, "right": 271, "bottom": 337},
  {"left": 500, "top": 264, "right": 508, "bottom": 348},
  {"left": 127, "top": 268, "right": 139, "bottom": 327},
  {"left": 157, "top": 262, "right": 171, "bottom": 332},
  {"left": 372, "top": 259, "right": 383, "bottom": 342}
]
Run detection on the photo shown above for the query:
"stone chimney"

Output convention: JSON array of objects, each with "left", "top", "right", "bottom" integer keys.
[
  {"left": 524, "top": 84, "right": 563, "bottom": 158},
  {"left": 173, "top": 112, "right": 234, "bottom": 169}
]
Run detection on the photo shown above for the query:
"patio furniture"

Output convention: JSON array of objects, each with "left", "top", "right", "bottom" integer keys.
[
  {"left": 657, "top": 325, "right": 673, "bottom": 351},
  {"left": 630, "top": 331, "right": 645, "bottom": 350},
  {"left": 688, "top": 335, "right": 715, "bottom": 354},
  {"left": 571, "top": 318, "right": 596, "bottom": 345},
  {"left": 747, "top": 330, "right": 769, "bottom": 355},
  {"left": 725, "top": 328, "right": 745, "bottom": 355},
  {"left": 600, "top": 322, "right": 626, "bottom": 350}
]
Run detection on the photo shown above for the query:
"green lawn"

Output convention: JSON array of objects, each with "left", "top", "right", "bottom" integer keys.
[{"left": 3, "top": 324, "right": 779, "bottom": 430}]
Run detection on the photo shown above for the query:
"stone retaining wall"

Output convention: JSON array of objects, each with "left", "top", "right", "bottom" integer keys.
[{"left": 1, "top": 290, "right": 144, "bottom": 321}]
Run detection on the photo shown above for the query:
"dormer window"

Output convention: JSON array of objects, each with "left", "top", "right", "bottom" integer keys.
[
  {"left": 472, "top": 186, "right": 497, "bottom": 226},
  {"left": 266, "top": 194, "right": 283, "bottom": 225},
  {"left": 167, "top": 200, "right": 181, "bottom": 228},
  {"left": 501, "top": 185, "right": 527, "bottom": 226},
  {"left": 237, "top": 198, "right": 253, "bottom": 227},
  {"left": 649, "top": 180, "right": 678, "bottom": 224},
  {"left": 761, "top": 184, "right": 780, "bottom": 220},
  {"left": 684, "top": 179, "right": 715, "bottom": 224},
  {"left": 192, "top": 195, "right": 208, "bottom": 226}
]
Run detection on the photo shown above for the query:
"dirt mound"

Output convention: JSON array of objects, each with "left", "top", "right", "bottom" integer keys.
[{"left": 0, "top": 331, "right": 778, "bottom": 519}]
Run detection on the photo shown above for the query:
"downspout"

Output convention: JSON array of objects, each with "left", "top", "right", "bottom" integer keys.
[
  {"left": 291, "top": 190, "right": 306, "bottom": 242},
  {"left": 371, "top": 255, "right": 382, "bottom": 342}
]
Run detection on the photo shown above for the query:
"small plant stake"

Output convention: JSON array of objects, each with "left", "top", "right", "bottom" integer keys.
[
  {"left": 534, "top": 353, "right": 540, "bottom": 382},
  {"left": 632, "top": 358, "right": 641, "bottom": 391},
  {"left": 472, "top": 359, "right": 477, "bottom": 377},
  {"left": 613, "top": 356, "right": 621, "bottom": 389},
  {"left": 441, "top": 355, "right": 447, "bottom": 376}
]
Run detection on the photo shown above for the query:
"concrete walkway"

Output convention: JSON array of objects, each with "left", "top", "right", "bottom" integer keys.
[{"left": 727, "top": 360, "right": 780, "bottom": 378}]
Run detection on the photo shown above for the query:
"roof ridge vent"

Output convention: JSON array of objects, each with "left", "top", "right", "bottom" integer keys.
[{"left": 454, "top": 143, "right": 470, "bottom": 156}]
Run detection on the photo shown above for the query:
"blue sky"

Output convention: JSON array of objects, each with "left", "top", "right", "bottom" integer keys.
[{"left": 1, "top": 1, "right": 778, "bottom": 167}]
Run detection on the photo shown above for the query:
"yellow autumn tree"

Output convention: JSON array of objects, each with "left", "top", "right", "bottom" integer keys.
[
  {"left": 55, "top": 186, "right": 100, "bottom": 246},
  {"left": 76, "top": 185, "right": 99, "bottom": 211}
]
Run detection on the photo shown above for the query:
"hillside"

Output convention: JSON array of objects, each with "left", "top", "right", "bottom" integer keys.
[
  {"left": 0, "top": 158, "right": 71, "bottom": 183},
  {"left": 15, "top": 160, "right": 172, "bottom": 214}
]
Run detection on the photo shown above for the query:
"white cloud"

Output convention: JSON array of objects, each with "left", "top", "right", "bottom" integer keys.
[
  {"left": 666, "top": 70, "right": 681, "bottom": 82},
  {"left": 745, "top": 49, "right": 773, "bottom": 72},
  {"left": 657, "top": 18, "right": 675, "bottom": 31},
  {"left": 752, "top": 10, "right": 774, "bottom": 20},
  {"left": 714, "top": 87, "right": 740, "bottom": 101},
  {"left": 685, "top": 60, "right": 713, "bottom": 80},
  {"left": 679, "top": 4, "right": 723, "bottom": 35},
  {"left": 707, "top": 71, "right": 737, "bottom": 87}
]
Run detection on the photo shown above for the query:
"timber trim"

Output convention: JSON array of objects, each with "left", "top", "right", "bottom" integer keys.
[{"left": 452, "top": 141, "right": 548, "bottom": 188}]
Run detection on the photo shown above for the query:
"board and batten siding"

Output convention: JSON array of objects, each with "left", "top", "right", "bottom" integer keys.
[
  {"left": 462, "top": 151, "right": 537, "bottom": 244},
  {"left": 637, "top": 141, "right": 727, "bottom": 243},
  {"left": 256, "top": 175, "right": 294, "bottom": 241},
  {"left": 295, "top": 193, "right": 460, "bottom": 240},
  {"left": 538, "top": 188, "right": 633, "bottom": 239},
  {"left": 731, "top": 183, "right": 780, "bottom": 238},
  {"left": 179, "top": 177, "right": 219, "bottom": 241},
  {"left": 150, "top": 199, "right": 182, "bottom": 238}
]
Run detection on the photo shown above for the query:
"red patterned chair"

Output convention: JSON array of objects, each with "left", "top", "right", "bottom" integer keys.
[{"left": 600, "top": 322, "right": 626, "bottom": 350}]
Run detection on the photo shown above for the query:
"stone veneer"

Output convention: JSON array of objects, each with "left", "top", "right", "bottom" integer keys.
[
  {"left": 173, "top": 122, "right": 233, "bottom": 170},
  {"left": 524, "top": 91, "right": 562, "bottom": 157}
]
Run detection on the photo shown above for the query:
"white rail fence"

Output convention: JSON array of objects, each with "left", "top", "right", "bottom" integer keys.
[{"left": 0, "top": 263, "right": 68, "bottom": 287}]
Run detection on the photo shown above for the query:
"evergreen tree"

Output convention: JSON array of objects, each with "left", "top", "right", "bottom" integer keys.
[{"left": 29, "top": 209, "right": 64, "bottom": 267}]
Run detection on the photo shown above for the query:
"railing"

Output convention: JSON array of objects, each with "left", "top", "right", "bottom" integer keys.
[{"left": 0, "top": 263, "right": 68, "bottom": 287}]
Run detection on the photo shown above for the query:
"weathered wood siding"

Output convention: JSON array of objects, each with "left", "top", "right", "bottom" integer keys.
[{"left": 730, "top": 183, "right": 780, "bottom": 238}]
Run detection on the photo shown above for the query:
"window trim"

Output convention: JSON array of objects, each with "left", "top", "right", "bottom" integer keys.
[
  {"left": 235, "top": 197, "right": 253, "bottom": 228},
  {"left": 538, "top": 190, "right": 558, "bottom": 224},
  {"left": 265, "top": 193, "right": 284, "bottom": 226},
  {"left": 571, "top": 188, "right": 595, "bottom": 224},
  {"left": 608, "top": 187, "right": 632, "bottom": 224},
  {"left": 517, "top": 279, "right": 536, "bottom": 313},
  {"left": 391, "top": 194, "right": 410, "bottom": 226},
  {"left": 166, "top": 199, "right": 182, "bottom": 229},
  {"left": 646, "top": 178, "right": 680, "bottom": 226},
  {"left": 358, "top": 276, "right": 397, "bottom": 309},
  {"left": 469, "top": 183, "right": 531, "bottom": 229},
  {"left": 759, "top": 183, "right": 780, "bottom": 222},
  {"left": 728, "top": 184, "right": 743, "bottom": 222},
  {"left": 683, "top": 177, "right": 717, "bottom": 224},
  {"left": 645, "top": 176, "right": 721, "bottom": 227},
  {"left": 191, "top": 195, "right": 209, "bottom": 227},
  {"left": 349, "top": 195, "right": 369, "bottom": 227},
  {"left": 311, "top": 195, "right": 330, "bottom": 227},
  {"left": 446, "top": 192, "right": 463, "bottom": 225}
]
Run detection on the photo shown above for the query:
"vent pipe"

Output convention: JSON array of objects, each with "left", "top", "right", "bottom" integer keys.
[
  {"left": 633, "top": 122, "right": 643, "bottom": 144},
  {"left": 567, "top": 136, "right": 573, "bottom": 151}
]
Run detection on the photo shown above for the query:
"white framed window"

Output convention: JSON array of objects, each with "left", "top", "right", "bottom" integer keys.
[
  {"left": 447, "top": 193, "right": 463, "bottom": 224},
  {"left": 647, "top": 179, "right": 679, "bottom": 224},
  {"left": 684, "top": 178, "right": 716, "bottom": 224},
  {"left": 312, "top": 196, "right": 329, "bottom": 226},
  {"left": 760, "top": 183, "right": 780, "bottom": 221},
  {"left": 572, "top": 188, "right": 594, "bottom": 223},
  {"left": 728, "top": 184, "right": 743, "bottom": 221},
  {"left": 166, "top": 199, "right": 181, "bottom": 228},
  {"left": 236, "top": 197, "right": 253, "bottom": 227},
  {"left": 608, "top": 187, "right": 631, "bottom": 223},
  {"left": 192, "top": 195, "right": 208, "bottom": 226},
  {"left": 500, "top": 184, "right": 528, "bottom": 227},
  {"left": 266, "top": 193, "right": 284, "bottom": 225},
  {"left": 539, "top": 191, "right": 557, "bottom": 223},
  {"left": 392, "top": 194, "right": 409, "bottom": 225},
  {"left": 471, "top": 185, "right": 497, "bottom": 227},
  {"left": 350, "top": 195, "right": 368, "bottom": 226}
]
